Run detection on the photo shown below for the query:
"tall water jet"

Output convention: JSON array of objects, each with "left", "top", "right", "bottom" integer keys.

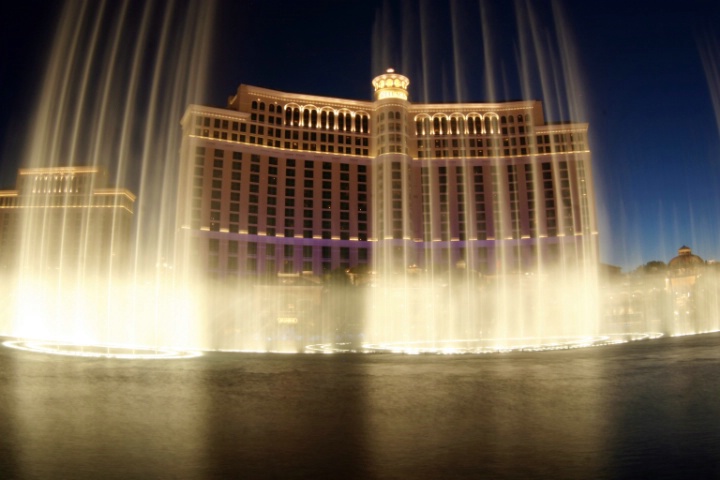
[
  {"left": 5, "top": 1, "right": 718, "bottom": 355},
  {"left": 0, "top": 0, "right": 215, "bottom": 352},
  {"left": 361, "top": 2, "right": 601, "bottom": 353}
]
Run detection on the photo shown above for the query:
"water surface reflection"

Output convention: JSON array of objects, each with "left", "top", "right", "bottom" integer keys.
[{"left": 0, "top": 334, "right": 719, "bottom": 479}]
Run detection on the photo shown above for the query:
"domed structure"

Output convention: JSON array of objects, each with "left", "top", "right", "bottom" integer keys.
[
  {"left": 668, "top": 246, "right": 704, "bottom": 289},
  {"left": 669, "top": 246, "right": 704, "bottom": 270}
]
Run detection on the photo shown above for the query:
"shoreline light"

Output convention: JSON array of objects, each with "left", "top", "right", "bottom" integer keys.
[{"left": 2, "top": 340, "right": 203, "bottom": 360}]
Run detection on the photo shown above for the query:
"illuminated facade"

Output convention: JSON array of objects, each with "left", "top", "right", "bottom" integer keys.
[
  {"left": 0, "top": 166, "right": 136, "bottom": 273},
  {"left": 176, "top": 70, "right": 597, "bottom": 277}
]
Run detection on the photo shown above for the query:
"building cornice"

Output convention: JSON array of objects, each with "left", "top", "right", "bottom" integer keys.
[{"left": 240, "top": 85, "right": 373, "bottom": 111}]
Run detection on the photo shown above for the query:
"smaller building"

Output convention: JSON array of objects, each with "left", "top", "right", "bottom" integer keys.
[
  {"left": 667, "top": 245, "right": 704, "bottom": 290},
  {"left": 0, "top": 166, "right": 136, "bottom": 275},
  {"left": 665, "top": 245, "right": 705, "bottom": 330}
]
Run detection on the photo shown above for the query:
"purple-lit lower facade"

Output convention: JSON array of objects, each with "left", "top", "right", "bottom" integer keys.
[{"left": 175, "top": 71, "right": 598, "bottom": 278}]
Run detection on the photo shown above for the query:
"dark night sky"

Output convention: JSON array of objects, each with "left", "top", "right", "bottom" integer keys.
[{"left": 1, "top": 0, "right": 720, "bottom": 270}]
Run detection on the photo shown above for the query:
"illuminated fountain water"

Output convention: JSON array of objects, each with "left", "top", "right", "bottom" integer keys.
[
  {"left": 2, "top": 1, "right": 718, "bottom": 358},
  {"left": 349, "top": 1, "right": 719, "bottom": 354},
  {"left": 0, "top": 0, "right": 215, "bottom": 357},
  {"left": 343, "top": 2, "right": 599, "bottom": 354}
]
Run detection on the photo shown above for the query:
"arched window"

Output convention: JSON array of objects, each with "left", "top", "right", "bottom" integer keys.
[
  {"left": 517, "top": 114, "right": 523, "bottom": 123},
  {"left": 473, "top": 117, "right": 482, "bottom": 135},
  {"left": 450, "top": 117, "right": 458, "bottom": 135},
  {"left": 441, "top": 117, "right": 448, "bottom": 135},
  {"left": 311, "top": 110, "right": 318, "bottom": 128},
  {"left": 355, "top": 115, "right": 361, "bottom": 132},
  {"left": 508, "top": 115, "right": 514, "bottom": 124},
  {"left": 362, "top": 115, "right": 369, "bottom": 133},
  {"left": 269, "top": 104, "right": 275, "bottom": 113},
  {"left": 491, "top": 117, "right": 499, "bottom": 133},
  {"left": 302, "top": 109, "right": 310, "bottom": 127},
  {"left": 321, "top": 111, "right": 328, "bottom": 129},
  {"left": 416, "top": 119, "right": 423, "bottom": 135},
  {"left": 259, "top": 102, "right": 266, "bottom": 111},
  {"left": 252, "top": 101, "right": 258, "bottom": 110},
  {"left": 501, "top": 116, "right": 507, "bottom": 124},
  {"left": 328, "top": 112, "right": 335, "bottom": 130},
  {"left": 433, "top": 117, "right": 440, "bottom": 134},
  {"left": 457, "top": 117, "right": 466, "bottom": 135},
  {"left": 285, "top": 107, "right": 292, "bottom": 125},
  {"left": 292, "top": 108, "right": 300, "bottom": 126},
  {"left": 338, "top": 113, "right": 345, "bottom": 132}
]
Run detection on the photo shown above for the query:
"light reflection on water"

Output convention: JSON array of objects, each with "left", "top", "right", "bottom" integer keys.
[{"left": 1, "top": 333, "right": 719, "bottom": 479}]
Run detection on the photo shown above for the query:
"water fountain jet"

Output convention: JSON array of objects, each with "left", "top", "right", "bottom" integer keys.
[{"left": 2, "top": 1, "right": 719, "bottom": 356}]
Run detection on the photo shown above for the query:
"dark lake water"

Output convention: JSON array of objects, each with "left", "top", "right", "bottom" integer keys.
[{"left": 1, "top": 333, "right": 719, "bottom": 479}]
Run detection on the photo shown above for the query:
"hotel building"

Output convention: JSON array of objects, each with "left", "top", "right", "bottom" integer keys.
[
  {"left": 0, "top": 166, "right": 136, "bottom": 274},
  {"left": 176, "top": 70, "right": 597, "bottom": 277}
]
